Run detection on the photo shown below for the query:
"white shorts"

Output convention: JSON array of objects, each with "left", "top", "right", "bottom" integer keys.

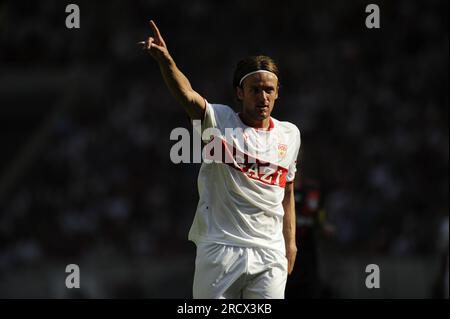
[{"left": 193, "top": 242, "right": 288, "bottom": 299}]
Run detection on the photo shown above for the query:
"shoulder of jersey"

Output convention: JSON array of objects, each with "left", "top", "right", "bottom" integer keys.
[
  {"left": 210, "top": 103, "right": 233, "bottom": 112},
  {"left": 273, "top": 118, "right": 301, "bottom": 137},
  {"left": 210, "top": 103, "right": 236, "bottom": 119}
]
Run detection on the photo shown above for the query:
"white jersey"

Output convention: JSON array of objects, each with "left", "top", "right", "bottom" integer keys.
[{"left": 188, "top": 102, "right": 301, "bottom": 254}]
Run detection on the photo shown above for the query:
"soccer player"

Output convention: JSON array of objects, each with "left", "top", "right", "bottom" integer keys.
[{"left": 141, "top": 20, "right": 301, "bottom": 299}]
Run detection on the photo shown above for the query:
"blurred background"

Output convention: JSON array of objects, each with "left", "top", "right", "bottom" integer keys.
[{"left": 0, "top": 0, "right": 448, "bottom": 298}]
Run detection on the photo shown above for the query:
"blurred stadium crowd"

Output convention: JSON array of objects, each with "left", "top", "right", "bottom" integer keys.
[{"left": 0, "top": 0, "right": 448, "bottom": 297}]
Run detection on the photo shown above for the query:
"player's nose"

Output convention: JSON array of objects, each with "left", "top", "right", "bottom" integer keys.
[
  {"left": 263, "top": 95, "right": 270, "bottom": 105},
  {"left": 256, "top": 90, "right": 269, "bottom": 103}
]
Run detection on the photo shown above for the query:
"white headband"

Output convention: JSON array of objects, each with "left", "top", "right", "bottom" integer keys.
[{"left": 239, "top": 70, "right": 278, "bottom": 87}]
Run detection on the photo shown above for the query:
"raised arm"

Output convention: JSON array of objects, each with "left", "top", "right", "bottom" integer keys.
[{"left": 141, "top": 20, "right": 206, "bottom": 120}]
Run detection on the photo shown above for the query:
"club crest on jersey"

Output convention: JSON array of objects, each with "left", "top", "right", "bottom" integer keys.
[{"left": 277, "top": 143, "right": 288, "bottom": 158}]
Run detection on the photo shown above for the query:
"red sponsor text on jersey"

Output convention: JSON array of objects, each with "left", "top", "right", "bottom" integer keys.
[{"left": 204, "top": 137, "right": 289, "bottom": 187}]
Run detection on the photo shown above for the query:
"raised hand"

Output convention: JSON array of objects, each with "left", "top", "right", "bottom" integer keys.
[
  {"left": 138, "top": 19, "right": 206, "bottom": 120},
  {"left": 139, "top": 20, "right": 170, "bottom": 63}
]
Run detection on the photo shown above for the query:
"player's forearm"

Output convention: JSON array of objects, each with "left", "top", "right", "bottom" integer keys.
[
  {"left": 282, "top": 188, "right": 297, "bottom": 248},
  {"left": 157, "top": 56, "right": 204, "bottom": 119},
  {"left": 158, "top": 56, "right": 193, "bottom": 100},
  {"left": 142, "top": 20, "right": 204, "bottom": 119}
]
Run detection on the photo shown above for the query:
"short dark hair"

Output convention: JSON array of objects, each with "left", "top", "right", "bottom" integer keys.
[{"left": 233, "top": 55, "right": 280, "bottom": 89}]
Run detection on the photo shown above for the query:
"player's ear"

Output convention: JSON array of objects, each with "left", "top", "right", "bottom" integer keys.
[{"left": 236, "top": 86, "right": 244, "bottom": 101}]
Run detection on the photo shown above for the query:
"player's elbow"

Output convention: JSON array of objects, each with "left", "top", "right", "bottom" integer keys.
[{"left": 182, "top": 91, "right": 205, "bottom": 121}]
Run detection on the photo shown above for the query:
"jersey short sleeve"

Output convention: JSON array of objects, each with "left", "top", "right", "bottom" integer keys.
[
  {"left": 286, "top": 127, "right": 301, "bottom": 182},
  {"left": 201, "top": 101, "right": 235, "bottom": 132}
]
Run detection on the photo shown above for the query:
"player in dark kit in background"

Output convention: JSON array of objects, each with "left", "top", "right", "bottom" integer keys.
[{"left": 285, "top": 177, "right": 336, "bottom": 299}]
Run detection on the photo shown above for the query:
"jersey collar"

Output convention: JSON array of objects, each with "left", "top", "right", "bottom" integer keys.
[{"left": 238, "top": 112, "right": 275, "bottom": 131}]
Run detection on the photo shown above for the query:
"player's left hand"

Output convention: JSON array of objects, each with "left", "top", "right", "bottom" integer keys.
[{"left": 286, "top": 244, "right": 297, "bottom": 275}]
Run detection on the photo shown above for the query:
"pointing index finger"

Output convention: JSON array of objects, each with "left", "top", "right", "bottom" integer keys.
[{"left": 150, "top": 20, "right": 163, "bottom": 42}]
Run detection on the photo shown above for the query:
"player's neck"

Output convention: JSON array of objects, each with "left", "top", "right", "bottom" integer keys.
[{"left": 239, "top": 113, "right": 271, "bottom": 130}]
